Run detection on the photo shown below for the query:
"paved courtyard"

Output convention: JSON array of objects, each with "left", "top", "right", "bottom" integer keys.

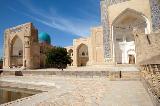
[{"left": 0, "top": 76, "right": 153, "bottom": 106}]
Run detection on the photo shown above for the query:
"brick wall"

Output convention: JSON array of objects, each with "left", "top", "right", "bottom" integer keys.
[{"left": 135, "top": 32, "right": 160, "bottom": 65}]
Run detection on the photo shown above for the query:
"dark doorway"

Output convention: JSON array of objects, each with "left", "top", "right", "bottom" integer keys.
[{"left": 129, "top": 55, "right": 135, "bottom": 64}]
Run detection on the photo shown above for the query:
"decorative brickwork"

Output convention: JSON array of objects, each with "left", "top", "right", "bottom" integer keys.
[
  {"left": 149, "top": 0, "right": 160, "bottom": 31},
  {"left": 101, "top": 0, "right": 112, "bottom": 61},
  {"left": 109, "top": 0, "right": 130, "bottom": 5}
]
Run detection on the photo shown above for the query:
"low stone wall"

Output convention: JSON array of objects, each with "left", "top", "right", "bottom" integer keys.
[
  {"left": 1, "top": 71, "right": 109, "bottom": 78},
  {"left": 1, "top": 70, "right": 141, "bottom": 80},
  {"left": 140, "top": 64, "right": 160, "bottom": 106},
  {"left": 109, "top": 71, "right": 140, "bottom": 80}
]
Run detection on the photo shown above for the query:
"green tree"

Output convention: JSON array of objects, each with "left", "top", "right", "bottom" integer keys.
[
  {"left": 0, "top": 58, "right": 3, "bottom": 69},
  {"left": 46, "top": 47, "right": 71, "bottom": 69}
]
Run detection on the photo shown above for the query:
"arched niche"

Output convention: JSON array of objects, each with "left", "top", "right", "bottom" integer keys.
[
  {"left": 10, "top": 35, "right": 23, "bottom": 68},
  {"left": 111, "top": 8, "right": 150, "bottom": 64},
  {"left": 76, "top": 44, "right": 89, "bottom": 66}
]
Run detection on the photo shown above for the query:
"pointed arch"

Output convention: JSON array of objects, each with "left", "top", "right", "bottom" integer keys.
[
  {"left": 76, "top": 43, "right": 89, "bottom": 66},
  {"left": 112, "top": 8, "right": 148, "bottom": 24},
  {"left": 111, "top": 8, "right": 150, "bottom": 64},
  {"left": 112, "top": 8, "right": 151, "bottom": 34},
  {"left": 10, "top": 35, "right": 23, "bottom": 67}
]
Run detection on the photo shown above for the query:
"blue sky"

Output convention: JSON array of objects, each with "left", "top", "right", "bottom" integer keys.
[{"left": 0, "top": 0, "right": 101, "bottom": 57}]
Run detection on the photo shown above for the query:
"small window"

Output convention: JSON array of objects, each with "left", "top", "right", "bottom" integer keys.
[
  {"left": 19, "top": 50, "right": 22, "bottom": 56},
  {"left": 19, "top": 52, "right": 21, "bottom": 56},
  {"left": 82, "top": 52, "right": 85, "bottom": 56},
  {"left": 116, "top": 38, "right": 123, "bottom": 42}
]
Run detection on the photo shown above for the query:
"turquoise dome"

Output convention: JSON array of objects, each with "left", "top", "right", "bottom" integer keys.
[{"left": 38, "top": 32, "right": 51, "bottom": 44}]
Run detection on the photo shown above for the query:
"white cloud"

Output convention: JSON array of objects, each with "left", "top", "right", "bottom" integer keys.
[{"left": 11, "top": 0, "right": 100, "bottom": 37}]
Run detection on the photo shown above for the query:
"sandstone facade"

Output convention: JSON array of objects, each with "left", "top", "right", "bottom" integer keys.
[
  {"left": 3, "top": 23, "right": 40, "bottom": 69},
  {"left": 66, "top": 27, "right": 105, "bottom": 67},
  {"left": 66, "top": 0, "right": 160, "bottom": 67}
]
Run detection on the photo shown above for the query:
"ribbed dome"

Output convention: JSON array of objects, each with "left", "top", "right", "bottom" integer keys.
[{"left": 38, "top": 32, "right": 51, "bottom": 44}]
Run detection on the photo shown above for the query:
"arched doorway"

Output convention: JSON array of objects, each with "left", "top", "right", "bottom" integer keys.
[
  {"left": 10, "top": 36, "right": 23, "bottom": 68},
  {"left": 128, "top": 49, "right": 136, "bottom": 64},
  {"left": 77, "top": 44, "right": 89, "bottom": 66},
  {"left": 112, "top": 9, "right": 150, "bottom": 64}
]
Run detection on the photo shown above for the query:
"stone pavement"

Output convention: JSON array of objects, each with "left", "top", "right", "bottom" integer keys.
[
  {"left": 0, "top": 76, "right": 153, "bottom": 106},
  {"left": 100, "top": 81, "right": 153, "bottom": 106}
]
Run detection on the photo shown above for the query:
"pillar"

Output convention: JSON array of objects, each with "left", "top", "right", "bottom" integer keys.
[
  {"left": 3, "top": 30, "right": 11, "bottom": 68},
  {"left": 24, "top": 36, "right": 31, "bottom": 69}
]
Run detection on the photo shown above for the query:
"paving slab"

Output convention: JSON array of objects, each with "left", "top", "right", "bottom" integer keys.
[{"left": 0, "top": 76, "right": 153, "bottom": 106}]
